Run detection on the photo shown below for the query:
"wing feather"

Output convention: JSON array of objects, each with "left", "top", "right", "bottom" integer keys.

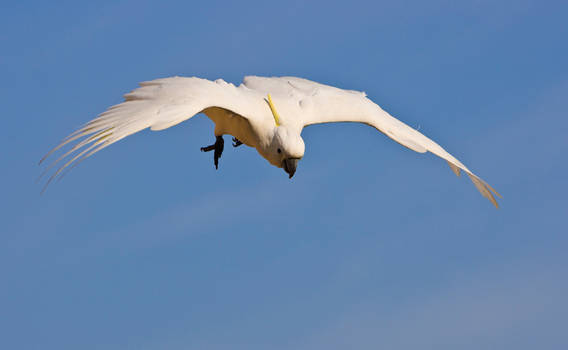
[
  {"left": 40, "top": 77, "right": 266, "bottom": 189},
  {"left": 261, "top": 77, "right": 502, "bottom": 207}
]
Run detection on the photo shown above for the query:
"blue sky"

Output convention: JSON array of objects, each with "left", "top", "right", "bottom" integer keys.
[{"left": 1, "top": 0, "right": 567, "bottom": 349}]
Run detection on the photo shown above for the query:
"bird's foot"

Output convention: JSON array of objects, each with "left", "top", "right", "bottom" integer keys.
[
  {"left": 232, "top": 137, "right": 243, "bottom": 147},
  {"left": 200, "top": 136, "right": 224, "bottom": 169}
]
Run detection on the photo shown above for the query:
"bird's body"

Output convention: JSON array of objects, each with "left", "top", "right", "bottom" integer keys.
[{"left": 40, "top": 75, "right": 500, "bottom": 206}]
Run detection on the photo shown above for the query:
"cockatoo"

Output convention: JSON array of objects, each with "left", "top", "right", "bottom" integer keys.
[{"left": 40, "top": 76, "right": 500, "bottom": 206}]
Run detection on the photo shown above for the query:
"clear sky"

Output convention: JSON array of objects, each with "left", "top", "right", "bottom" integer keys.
[{"left": 2, "top": 0, "right": 567, "bottom": 349}]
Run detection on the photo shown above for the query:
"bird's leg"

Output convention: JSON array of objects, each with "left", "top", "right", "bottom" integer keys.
[
  {"left": 200, "top": 136, "right": 224, "bottom": 169},
  {"left": 232, "top": 137, "right": 243, "bottom": 147}
]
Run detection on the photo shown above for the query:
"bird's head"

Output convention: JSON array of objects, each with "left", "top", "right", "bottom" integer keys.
[
  {"left": 262, "top": 93, "right": 305, "bottom": 178},
  {"left": 269, "top": 126, "right": 305, "bottom": 178}
]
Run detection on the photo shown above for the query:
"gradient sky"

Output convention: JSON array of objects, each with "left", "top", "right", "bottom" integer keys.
[{"left": 2, "top": 1, "right": 567, "bottom": 349}]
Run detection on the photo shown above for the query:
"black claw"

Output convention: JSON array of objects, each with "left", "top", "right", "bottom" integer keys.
[
  {"left": 200, "top": 144, "right": 215, "bottom": 152},
  {"left": 201, "top": 136, "right": 224, "bottom": 169},
  {"left": 232, "top": 137, "right": 243, "bottom": 147}
]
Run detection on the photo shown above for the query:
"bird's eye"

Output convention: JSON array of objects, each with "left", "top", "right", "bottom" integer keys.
[{"left": 277, "top": 148, "right": 282, "bottom": 154}]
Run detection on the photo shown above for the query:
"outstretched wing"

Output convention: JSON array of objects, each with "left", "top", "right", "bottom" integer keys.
[
  {"left": 245, "top": 76, "right": 500, "bottom": 207},
  {"left": 39, "top": 77, "right": 268, "bottom": 191}
]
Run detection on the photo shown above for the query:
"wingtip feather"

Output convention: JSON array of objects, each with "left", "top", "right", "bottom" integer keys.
[
  {"left": 447, "top": 161, "right": 461, "bottom": 177},
  {"left": 467, "top": 173, "right": 500, "bottom": 208}
]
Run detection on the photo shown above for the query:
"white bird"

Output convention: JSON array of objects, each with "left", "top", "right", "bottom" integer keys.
[{"left": 40, "top": 76, "right": 500, "bottom": 207}]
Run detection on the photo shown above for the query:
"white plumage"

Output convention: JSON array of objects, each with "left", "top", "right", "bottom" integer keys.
[{"left": 40, "top": 76, "right": 500, "bottom": 207}]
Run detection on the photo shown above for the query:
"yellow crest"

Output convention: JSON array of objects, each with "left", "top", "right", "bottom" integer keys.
[{"left": 267, "top": 94, "right": 281, "bottom": 126}]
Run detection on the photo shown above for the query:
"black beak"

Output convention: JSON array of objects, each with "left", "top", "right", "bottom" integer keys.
[{"left": 283, "top": 158, "right": 300, "bottom": 179}]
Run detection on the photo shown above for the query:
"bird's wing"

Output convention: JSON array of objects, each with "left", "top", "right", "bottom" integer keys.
[
  {"left": 245, "top": 76, "right": 500, "bottom": 207},
  {"left": 39, "top": 77, "right": 268, "bottom": 190}
]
